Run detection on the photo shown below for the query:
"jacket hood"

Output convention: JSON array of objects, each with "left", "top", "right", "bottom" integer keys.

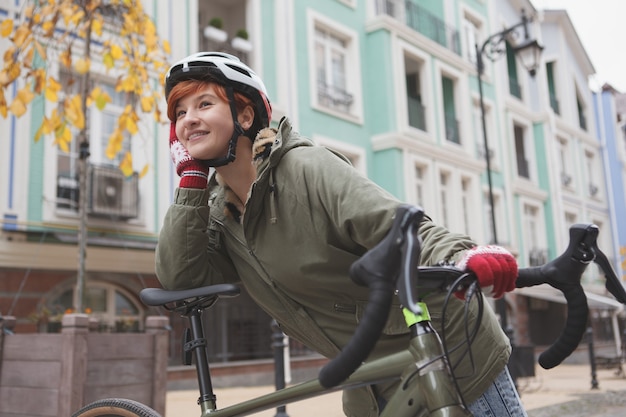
[{"left": 217, "top": 117, "right": 314, "bottom": 223}]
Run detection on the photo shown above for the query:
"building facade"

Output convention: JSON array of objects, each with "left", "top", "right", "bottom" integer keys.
[{"left": 1, "top": 0, "right": 624, "bottom": 369}]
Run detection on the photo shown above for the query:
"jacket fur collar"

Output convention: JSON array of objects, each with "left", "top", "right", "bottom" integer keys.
[{"left": 216, "top": 127, "right": 278, "bottom": 223}]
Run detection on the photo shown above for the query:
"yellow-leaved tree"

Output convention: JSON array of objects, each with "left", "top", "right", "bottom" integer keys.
[
  {"left": 1, "top": 0, "right": 170, "bottom": 172},
  {"left": 0, "top": 0, "right": 171, "bottom": 311}
]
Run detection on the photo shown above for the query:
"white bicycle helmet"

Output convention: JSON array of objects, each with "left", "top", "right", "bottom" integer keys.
[
  {"left": 164, "top": 52, "right": 272, "bottom": 167},
  {"left": 165, "top": 52, "right": 271, "bottom": 128}
]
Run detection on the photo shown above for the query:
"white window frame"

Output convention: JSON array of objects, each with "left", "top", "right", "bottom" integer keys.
[
  {"left": 511, "top": 118, "right": 536, "bottom": 182},
  {"left": 308, "top": 10, "right": 362, "bottom": 123},
  {"left": 484, "top": 187, "right": 506, "bottom": 245},
  {"left": 405, "top": 153, "right": 434, "bottom": 212},
  {"left": 398, "top": 40, "right": 434, "bottom": 138},
  {"left": 558, "top": 136, "right": 574, "bottom": 189},
  {"left": 461, "top": 7, "right": 485, "bottom": 67},
  {"left": 434, "top": 61, "right": 469, "bottom": 152},
  {"left": 472, "top": 95, "right": 499, "bottom": 171}
]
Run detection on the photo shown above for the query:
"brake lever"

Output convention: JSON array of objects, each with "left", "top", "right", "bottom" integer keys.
[
  {"left": 396, "top": 206, "right": 424, "bottom": 315},
  {"left": 587, "top": 231, "right": 626, "bottom": 304}
]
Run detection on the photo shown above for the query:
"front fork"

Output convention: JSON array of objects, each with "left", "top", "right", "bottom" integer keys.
[{"left": 381, "top": 304, "right": 472, "bottom": 417}]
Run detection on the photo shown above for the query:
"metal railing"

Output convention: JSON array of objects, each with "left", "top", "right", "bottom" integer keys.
[{"left": 376, "top": 0, "right": 461, "bottom": 55}]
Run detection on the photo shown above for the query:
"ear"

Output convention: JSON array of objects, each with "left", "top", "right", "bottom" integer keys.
[{"left": 238, "top": 105, "right": 255, "bottom": 131}]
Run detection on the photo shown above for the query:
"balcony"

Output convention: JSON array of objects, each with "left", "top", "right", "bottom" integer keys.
[
  {"left": 579, "top": 110, "right": 587, "bottom": 131},
  {"left": 317, "top": 81, "right": 354, "bottom": 114},
  {"left": 444, "top": 112, "right": 460, "bottom": 144},
  {"left": 198, "top": 0, "right": 250, "bottom": 62},
  {"left": 407, "top": 96, "right": 426, "bottom": 130},
  {"left": 549, "top": 93, "right": 560, "bottom": 115},
  {"left": 509, "top": 79, "right": 522, "bottom": 99},
  {"left": 375, "top": 0, "right": 461, "bottom": 55}
]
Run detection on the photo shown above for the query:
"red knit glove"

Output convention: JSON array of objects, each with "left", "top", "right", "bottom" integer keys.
[
  {"left": 169, "top": 123, "right": 209, "bottom": 189},
  {"left": 456, "top": 245, "right": 517, "bottom": 299}
]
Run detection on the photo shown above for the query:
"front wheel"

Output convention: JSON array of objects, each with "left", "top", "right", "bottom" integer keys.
[{"left": 72, "top": 398, "right": 162, "bottom": 417}]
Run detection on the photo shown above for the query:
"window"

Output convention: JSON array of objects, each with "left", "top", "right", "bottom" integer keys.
[
  {"left": 506, "top": 42, "right": 522, "bottom": 99},
  {"left": 484, "top": 190, "right": 502, "bottom": 245},
  {"left": 460, "top": 177, "right": 471, "bottom": 236},
  {"left": 514, "top": 124, "right": 530, "bottom": 179},
  {"left": 405, "top": 56, "right": 426, "bottom": 131},
  {"left": 462, "top": 12, "right": 482, "bottom": 66},
  {"left": 46, "top": 282, "right": 143, "bottom": 332},
  {"left": 585, "top": 150, "right": 601, "bottom": 198},
  {"left": 558, "top": 137, "right": 573, "bottom": 187},
  {"left": 439, "top": 171, "right": 451, "bottom": 229},
  {"left": 523, "top": 204, "right": 546, "bottom": 266},
  {"left": 546, "top": 62, "right": 560, "bottom": 114},
  {"left": 414, "top": 165, "right": 425, "bottom": 205},
  {"left": 577, "top": 90, "right": 587, "bottom": 131},
  {"left": 407, "top": 159, "right": 431, "bottom": 210},
  {"left": 315, "top": 26, "right": 353, "bottom": 114},
  {"left": 473, "top": 98, "right": 495, "bottom": 162},
  {"left": 565, "top": 211, "right": 577, "bottom": 228},
  {"left": 442, "top": 76, "right": 460, "bottom": 144}
]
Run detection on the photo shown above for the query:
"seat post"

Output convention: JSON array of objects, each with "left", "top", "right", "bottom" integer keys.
[{"left": 187, "top": 308, "right": 217, "bottom": 411}]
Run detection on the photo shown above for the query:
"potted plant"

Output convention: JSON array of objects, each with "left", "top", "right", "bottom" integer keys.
[
  {"left": 204, "top": 17, "right": 227, "bottom": 43},
  {"left": 232, "top": 28, "right": 252, "bottom": 52},
  {"left": 28, "top": 305, "right": 66, "bottom": 333}
]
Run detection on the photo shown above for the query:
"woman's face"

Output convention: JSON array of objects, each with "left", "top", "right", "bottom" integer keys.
[{"left": 174, "top": 83, "right": 234, "bottom": 160}]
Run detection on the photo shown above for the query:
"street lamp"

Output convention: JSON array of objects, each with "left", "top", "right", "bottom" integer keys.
[
  {"left": 476, "top": 9, "right": 543, "bottom": 249},
  {"left": 475, "top": 10, "right": 543, "bottom": 380}
]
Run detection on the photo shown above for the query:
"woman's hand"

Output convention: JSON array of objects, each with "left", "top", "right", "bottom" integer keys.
[
  {"left": 456, "top": 245, "right": 517, "bottom": 299},
  {"left": 169, "top": 123, "right": 209, "bottom": 189}
]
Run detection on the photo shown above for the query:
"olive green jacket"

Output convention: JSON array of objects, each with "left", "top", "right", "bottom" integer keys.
[{"left": 156, "top": 118, "right": 510, "bottom": 416}]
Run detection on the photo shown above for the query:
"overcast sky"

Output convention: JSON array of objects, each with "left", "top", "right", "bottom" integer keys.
[{"left": 531, "top": 0, "right": 625, "bottom": 92}]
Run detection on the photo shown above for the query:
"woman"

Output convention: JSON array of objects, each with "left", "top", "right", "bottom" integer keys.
[{"left": 156, "top": 52, "right": 525, "bottom": 416}]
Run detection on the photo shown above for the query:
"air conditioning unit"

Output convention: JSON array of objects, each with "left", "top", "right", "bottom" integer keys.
[{"left": 88, "top": 165, "right": 139, "bottom": 219}]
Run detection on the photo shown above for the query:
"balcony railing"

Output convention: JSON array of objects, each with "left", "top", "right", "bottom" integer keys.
[
  {"left": 317, "top": 81, "right": 354, "bottom": 114},
  {"left": 407, "top": 96, "right": 426, "bottom": 130},
  {"left": 375, "top": 0, "right": 461, "bottom": 56},
  {"left": 549, "top": 93, "right": 560, "bottom": 115},
  {"left": 579, "top": 110, "right": 587, "bottom": 131},
  {"left": 517, "top": 157, "right": 530, "bottom": 178},
  {"left": 444, "top": 112, "right": 460, "bottom": 144},
  {"left": 509, "top": 79, "right": 522, "bottom": 99}
]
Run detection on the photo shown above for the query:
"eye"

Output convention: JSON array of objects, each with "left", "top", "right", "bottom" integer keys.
[
  {"left": 199, "top": 100, "right": 212, "bottom": 108},
  {"left": 176, "top": 109, "right": 186, "bottom": 119}
]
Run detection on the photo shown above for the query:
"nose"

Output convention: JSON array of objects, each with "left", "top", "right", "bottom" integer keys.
[{"left": 180, "top": 108, "right": 200, "bottom": 127}]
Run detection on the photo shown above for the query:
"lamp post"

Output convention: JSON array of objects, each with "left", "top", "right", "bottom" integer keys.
[{"left": 475, "top": 9, "right": 543, "bottom": 329}]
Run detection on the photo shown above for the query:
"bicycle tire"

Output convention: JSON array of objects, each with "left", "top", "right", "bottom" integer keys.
[{"left": 72, "top": 398, "right": 162, "bottom": 417}]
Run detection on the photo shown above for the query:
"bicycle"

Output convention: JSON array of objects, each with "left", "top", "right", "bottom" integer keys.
[{"left": 72, "top": 204, "right": 626, "bottom": 417}]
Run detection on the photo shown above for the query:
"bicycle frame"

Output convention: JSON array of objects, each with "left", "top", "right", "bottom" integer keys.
[{"left": 189, "top": 302, "right": 470, "bottom": 417}]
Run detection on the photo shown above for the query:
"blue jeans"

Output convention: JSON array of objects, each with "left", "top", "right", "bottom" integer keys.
[{"left": 467, "top": 368, "right": 528, "bottom": 416}]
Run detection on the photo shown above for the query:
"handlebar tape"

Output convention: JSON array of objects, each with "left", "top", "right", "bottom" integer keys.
[
  {"left": 318, "top": 277, "right": 393, "bottom": 388},
  {"left": 516, "top": 253, "right": 589, "bottom": 369}
]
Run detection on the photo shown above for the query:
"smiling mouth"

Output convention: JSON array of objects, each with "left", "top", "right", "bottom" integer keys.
[{"left": 188, "top": 131, "right": 208, "bottom": 141}]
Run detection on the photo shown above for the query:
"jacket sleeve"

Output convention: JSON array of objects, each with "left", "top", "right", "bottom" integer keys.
[{"left": 155, "top": 187, "right": 238, "bottom": 290}]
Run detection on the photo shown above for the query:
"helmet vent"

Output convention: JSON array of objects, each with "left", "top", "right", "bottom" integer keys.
[{"left": 227, "top": 63, "right": 251, "bottom": 78}]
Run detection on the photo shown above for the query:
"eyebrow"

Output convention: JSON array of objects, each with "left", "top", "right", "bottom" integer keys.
[{"left": 176, "top": 92, "right": 219, "bottom": 110}]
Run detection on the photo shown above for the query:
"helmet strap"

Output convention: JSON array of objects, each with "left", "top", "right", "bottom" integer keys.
[{"left": 201, "top": 86, "right": 247, "bottom": 167}]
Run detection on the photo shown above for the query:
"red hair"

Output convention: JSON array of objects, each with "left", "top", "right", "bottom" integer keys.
[{"left": 167, "top": 79, "right": 253, "bottom": 122}]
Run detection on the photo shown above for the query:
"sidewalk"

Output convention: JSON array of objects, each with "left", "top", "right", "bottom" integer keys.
[{"left": 166, "top": 364, "right": 626, "bottom": 416}]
